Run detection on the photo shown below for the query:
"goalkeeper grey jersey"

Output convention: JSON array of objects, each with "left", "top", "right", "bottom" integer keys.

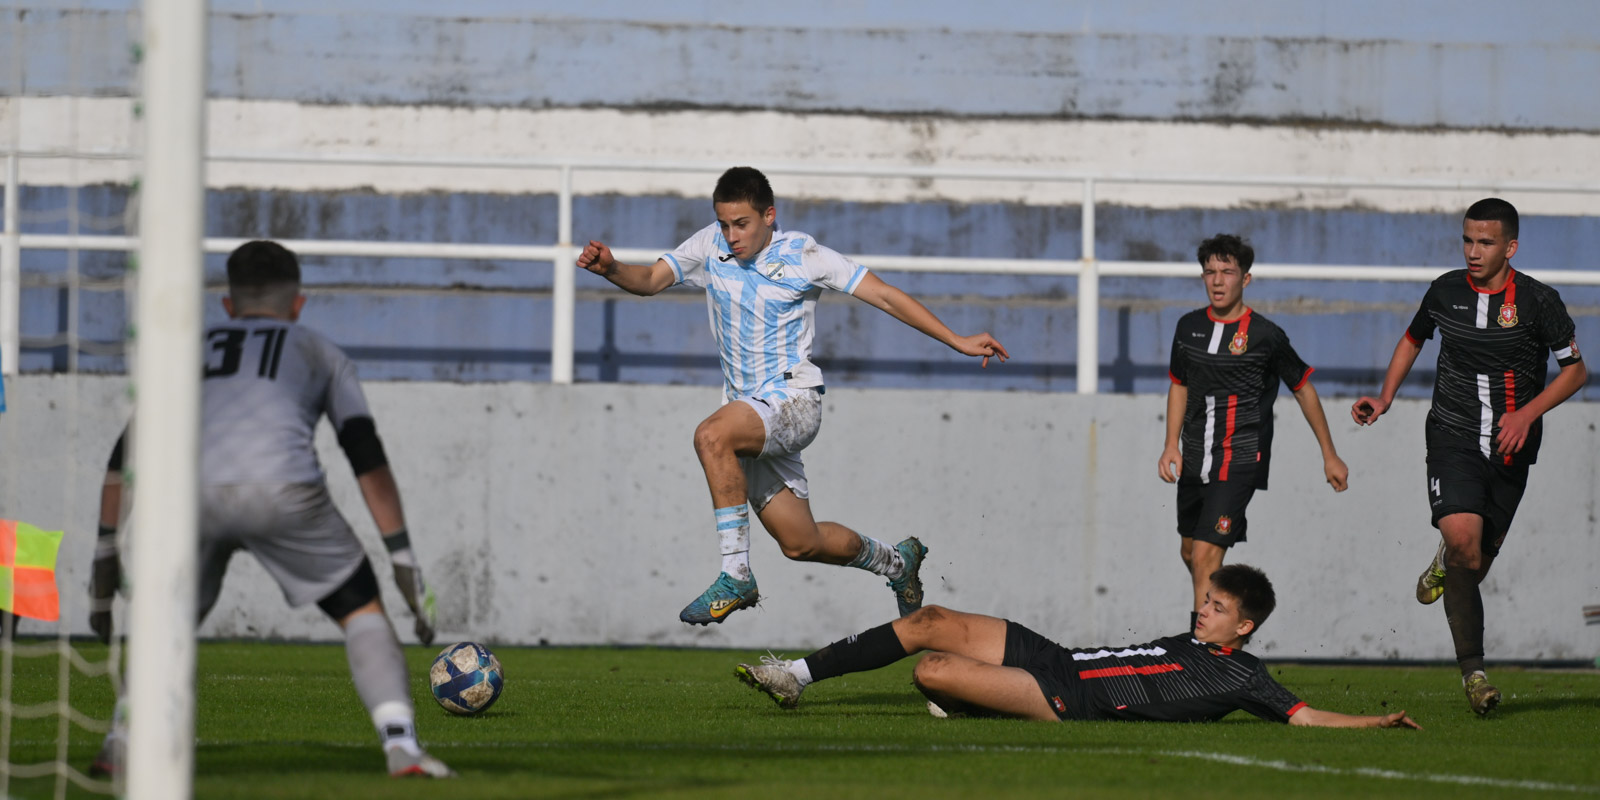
[{"left": 200, "top": 317, "right": 371, "bottom": 485}]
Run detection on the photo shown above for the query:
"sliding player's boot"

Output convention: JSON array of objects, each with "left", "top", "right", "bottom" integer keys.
[
  {"left": 735, "top": 656, "right": 804, "bottom": 709},
  {"left": 1463, "top": 671, "right": 1501, "bottom": 716},
  {"left": 1416, "top": 542, "right": 1447, "bottom": 605},
  {"left": 888, "top": 537, "right": 928, "bottom": 617},
  {"left": 680, "top": 572, "right": 758, "bottom": 625},
  {"left": 387, "top": 746, "right": 456, "bottom": 777}
]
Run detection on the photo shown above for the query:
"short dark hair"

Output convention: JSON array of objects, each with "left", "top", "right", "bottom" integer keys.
[
  {"left": 1197, "top": 234, "right": 1255, "bottom": 273},
  {"left": 1209, "top": 564, "right": 1276, "bottom": 631},
  {"left": 226, "top": 240, "right": 301, "bottom": 313},
  {"left": 1465, "top": 197, "right": 1519, "bottom": 241},
  {"left": 713, "top": 166, "right": 775, "bottom": 214}
]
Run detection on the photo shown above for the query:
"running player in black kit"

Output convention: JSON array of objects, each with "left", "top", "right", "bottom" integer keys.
[
  {"left": 1159, "top": 235, "right": 1349, "bottom": 620},
  {"left": 1352, "top": 198, "right": 1586, "bottom": 716},
  {"left": 734, "top": 564, "right": 1418, "bottom": 729}
]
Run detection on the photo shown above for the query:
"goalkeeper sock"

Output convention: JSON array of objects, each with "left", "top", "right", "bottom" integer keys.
[
  {"left": 845, "top": 533, "right": 906, "bottom": 579},
  {"left": 800, "top": 622, "right": 908, "bottom": 683},
  {"left": 717, "top": 504, "right": 751, "bottom": 581},
  {"left": 343, "top": 610, "right": 417, "bottom": 754}
]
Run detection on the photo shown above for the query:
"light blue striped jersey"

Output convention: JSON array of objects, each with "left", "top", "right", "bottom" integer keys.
[{"left": 663, "top": 224, "right": 868, "bottom": 400}]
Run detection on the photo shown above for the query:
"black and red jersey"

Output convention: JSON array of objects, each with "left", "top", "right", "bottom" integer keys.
[
  {"left": 1168, "top": 308, "right": 1313, "bottom": 490},
  {"left": 1406, "top": 268, "right": 1581, "bottom": 466},
  {"left": 1068, "top": 635, "right": 1305, "bottom": 723}
]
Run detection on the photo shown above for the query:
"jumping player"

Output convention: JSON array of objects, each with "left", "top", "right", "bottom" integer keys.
[
  {"left": 89, "top": 241, "right": 453, "bottom": 777},
  {"left": 735, "top": 564, "right": 1419, "bottom": 730},
  {"left": 1352, "top": 198, "right": 1586, "bottom": 715},
  {"left": 576, "top": 166, "right": 1008, "bottom": 625},
  {"left": 1158, "top": 234, "right": 1348, "bottom": 622}
]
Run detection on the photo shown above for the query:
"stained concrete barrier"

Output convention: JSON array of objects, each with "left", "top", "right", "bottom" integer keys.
[{"left": 1, "top": 375, "right": 1595, "bottom": 661}]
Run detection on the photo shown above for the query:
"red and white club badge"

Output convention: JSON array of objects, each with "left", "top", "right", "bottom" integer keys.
[
  {"left": 1214, "top": 516, "right": 1233, "bottom": 535},
  {"left": 1228, "top": 331, "right": 1248, "bottom": 355},
  {"left": 1498, "top": 303, "right": 1518, "bottom": 327}
]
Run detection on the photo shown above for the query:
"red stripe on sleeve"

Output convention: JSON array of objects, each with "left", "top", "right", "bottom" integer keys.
[
  {"left": 1218, "top": 395, "right": 1238, "bottom": 481},
  {"left": 1291, "top": 366, "right": 1315, "bottom": 391},
  {"left": 1503, "top": 370, "right": 1517, "bottom": 465},
  {"left": 1169, "top": 371, "right": 1183, "bottom": 385},
  {"left": 1403, "top": 330, "right": 1422, "bottom": 347},
  {"left": 1286, "top": 702, "right": 1307, "bottom": 717},
  {"left": 1078, "top": 663, "right": 1186, "bottom": 680}
]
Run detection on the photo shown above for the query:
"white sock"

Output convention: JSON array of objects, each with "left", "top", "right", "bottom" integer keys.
[
  {"left": 344, "top": 611, "right": 418, "bottom": 755},
  {"left": 717, "top": 504, "right": 752, "bottom": 581},
  {"left": 790, "top": 658, "right": 814, "bottom": 688},
  {"left": 845, "top": 534, "right": 905, "bottom": 579}
]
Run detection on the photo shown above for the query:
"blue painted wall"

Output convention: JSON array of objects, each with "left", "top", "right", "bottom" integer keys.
[
  {"left": 9, "top": 1, "right": 1600, "bottom": 129},
  {"left": 12, "top": 186, "right": 1600, "bottom": 398}
]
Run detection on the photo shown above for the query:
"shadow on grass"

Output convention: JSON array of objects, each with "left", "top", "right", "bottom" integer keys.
[{"left": 1484, "top": 695, "right": 1600, "bottom": 718}]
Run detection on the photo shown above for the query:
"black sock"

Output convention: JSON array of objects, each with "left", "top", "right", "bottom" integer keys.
[
  {"left": 802, "top": 622, "right": 908, "bottom": 683},
  {"left": 1443, "top": 565, "right": 1485, "bottom": 676}
]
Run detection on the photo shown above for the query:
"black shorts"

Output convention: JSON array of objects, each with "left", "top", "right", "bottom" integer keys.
[
  {"left": 1425, "top": 444, "right": 1528, "bottom": 558},
  {"left": 1176, "top": 475, "right": 1257, "bottom": 548},
  {"left": 1003, "top": 621, "right": 1091, "bottom": 721}
]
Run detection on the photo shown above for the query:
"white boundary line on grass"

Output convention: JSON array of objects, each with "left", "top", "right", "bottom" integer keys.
[{"left": 11, "top": 738, "right": 1595, "bottom": 794}]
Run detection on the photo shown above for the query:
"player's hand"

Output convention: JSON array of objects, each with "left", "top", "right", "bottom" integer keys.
[
  {"left": 1157, "top": 445, "right": 1182, "bottom": 483},
  {"left": 1324, "top": 453, "right": 1349, "bottom": 492},
  {"left": 1495, "top": 408, "right": 1536, "bottom": 455},
  {"left": 1377, "top": 710, "right": 1421, "bottom": 730},
  {"left": 88, "top": 526, "right": 120, "bottom": 645},
  {"left": 953, "top": 333, "right": 1009, "bottom": 368},
  {"left": 393, "top": 563, "right": 438, "bottom": 646},
  {"left": 1351, "top": 396, "right": 1388, "bottom": 426},
  {"left": 576, "top": 240, "right": 616, "bottom": 276}
]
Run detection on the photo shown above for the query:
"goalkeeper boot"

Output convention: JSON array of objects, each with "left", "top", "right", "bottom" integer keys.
[
  {"left": 1416, "top": 542, "right": 1448, "bottom": 605},
  {"left": 680, "top": 572, "right": 759, "bottom": 625},
  {"left": 387, "top": 746, "right": 456, "bottom": 778},
  {"left": 1463, "top": 671, "right": 1501, "bottom": 716},
  {"left": 735, "top": 655, "right": 805, "bottom": 709},
  {"left": 888, "top": 537, "right": 928, "bottom": 617},
  {"left": 87, "top": 735, "right": 123, "bottom": 780}
]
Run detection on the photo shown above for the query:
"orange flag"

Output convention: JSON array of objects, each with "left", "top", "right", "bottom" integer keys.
[{"left": 0, "top": 520, "right": 65, "bottom": 621}]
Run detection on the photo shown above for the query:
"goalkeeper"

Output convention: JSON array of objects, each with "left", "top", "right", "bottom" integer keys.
[{"left": 89, "top": 240, "right": 452, "bottom": 778}]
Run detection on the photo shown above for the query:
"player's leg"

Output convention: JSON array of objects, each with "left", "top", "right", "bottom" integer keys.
[
  {"left": 911, "top": 653, "right": 1058, "bottom": 721},
  {"left": 736, "top": 605, "right": 1009, "bottom": 708},
  {"left": 1175, "top": 483, "right": 1202, "bottom": 628},
  {"left": 758, "top": 489, "right": 927, "bottom": 615},
  {"left": 680, "top": 401, "right": 768, "bottom": 624},
  {"left": 1437, "top": 461, "right": 1525, "bottom": 715},
  {"left": 1184, "top": 478, "right": 1250, "bottom": 615}
]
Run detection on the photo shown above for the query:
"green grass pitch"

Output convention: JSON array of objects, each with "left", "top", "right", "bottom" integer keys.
[{"left": 3, "top": 642, "right": 1598, "bottom": 798}]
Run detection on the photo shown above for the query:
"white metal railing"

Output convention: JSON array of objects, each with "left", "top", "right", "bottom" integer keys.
[{"left": 5, "top": 149, "right": 1600, "bottom": 391}]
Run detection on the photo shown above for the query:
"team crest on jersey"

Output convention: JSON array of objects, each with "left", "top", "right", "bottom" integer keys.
[
  {"left": 1214, "top": 516, "right": 1233, "bottom": 536},
  {"left": 764, "top": 261, "right": 786, "bottom": 281},
  {"left": 1228, "top": 331, "right": 1248, "bottom": 355},
  {"left": 1570, "top": 337, "right": 1581, "bottom": 358},
  {"left": 1050, "top": 696, "right": 1066, "bottom": 713},
  {"left": 1497, "top": 303, "right": 1518, "bottom": 327}
]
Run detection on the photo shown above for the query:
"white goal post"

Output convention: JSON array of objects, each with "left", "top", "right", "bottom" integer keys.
[{"left": 126, "top": 1, "right": 207, "bottom": 798}]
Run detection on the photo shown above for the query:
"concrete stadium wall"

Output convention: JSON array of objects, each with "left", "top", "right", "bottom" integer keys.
[{"left": 3, "top": 374, "right": 1596, "bottom": 662}]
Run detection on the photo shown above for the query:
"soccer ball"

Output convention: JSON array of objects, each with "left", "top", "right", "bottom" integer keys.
[{"left": 429, "top": 642, "right": 504, "bottom": 715}]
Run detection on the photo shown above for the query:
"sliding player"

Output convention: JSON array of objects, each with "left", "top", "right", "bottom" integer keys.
[
  {"left": 90, "top": 240, "right": 453, "bottom": 777},
  {"left": 1352, "top": 198, "right": 1586, "bottom": 715},
  {"left": 736, "top": 564, "right": 1418, "bottom": 729},
  {"left": 577, "top": 166, "right": 1008, "bottom": 625},
  {"left": 1158, "top": 234, "right": 1348, "bottom": 625}
]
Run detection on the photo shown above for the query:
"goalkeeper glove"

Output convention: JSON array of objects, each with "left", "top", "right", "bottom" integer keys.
[
  {"left": 89, "top": 525, "right": 120, "bottom": 644},
  {"left": 385, "top": 529, "right": 436, "bottom": 646}
]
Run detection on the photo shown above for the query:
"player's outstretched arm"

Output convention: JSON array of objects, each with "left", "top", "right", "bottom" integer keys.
[
  {"left": 1351, "top": 335, "right": 1424, "bottom": 426},
  {"left": 1290, "top": 706, "right": 1421, "bottom": 730},
  {"left": 1291, "top": 382, "right": 1348, "bottom": 491},
  {"left": 1158, "top": 383, "right": 1186, "bottom": 483},
  {"left": 576, "top": 239, "right": 677, "bottom": 296},
  {"left": 851, "top": 273, "right": 1009, "bottom": 367},
  {"left": 356, "top": 465, "right": 437, "bottom": 645},
  {"left": 1496, "top": 359, "right": 1587, "bottom": 455}
]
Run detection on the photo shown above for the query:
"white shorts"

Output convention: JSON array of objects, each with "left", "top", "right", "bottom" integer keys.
[
  {"left": 196, "top": 482, "right": 368, "bottom": 616},
  {"left": 735, "top": 388, "right": 823, "bottom": 511}
]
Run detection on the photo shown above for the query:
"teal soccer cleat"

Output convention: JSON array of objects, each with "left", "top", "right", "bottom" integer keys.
[
  {"left": 888, "top": 537, "right": 928, "bottom": 617},
  {"left": 680, "top": 572, "right": 759, "bottom": 625}
]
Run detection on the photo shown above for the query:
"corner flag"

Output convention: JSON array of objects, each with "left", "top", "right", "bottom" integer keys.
[{"left": 0, "top": 520, "right": 64, "bottom": 621}]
